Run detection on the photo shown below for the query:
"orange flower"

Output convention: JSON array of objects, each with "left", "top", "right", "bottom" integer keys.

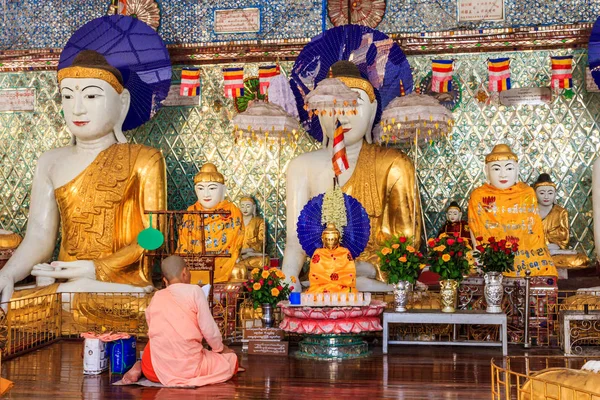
[
  {"left": 433, "top": 245, "right": 446, "bottom": 252},
  {"left": 406, "top": 246, "right": 416, "bottom": 253},
  {"left": 251, "top": 268, "right": 260, "bottom": 275},
  {"left": 276, "top": 270, "right": 285, "bottom": 279},
  {"left": 381, "top": 247, "right": 392, "bottom": 255},
  {"left": 398, "top": 256, "right": 407, "bottom": 262},
  {"left": 261, "top": 271, "right": 270, "bottom": 279},
  {"left": 442, "top": 254, "right": 451, "bottom": 262},
  {"left": 271, "top": 288, "right": 280, "bottom": 297},
  {"left": 392, "top": 243, "right": 400, "bottom": 249},
  {"left": 419, "top": 264, "right": 427, "bottom": 269},
  {"left": 253, "top": 283, "right": 262, "bottom": 290},
  {"left": 291, "top": 276, "right": 297, "bottom": 283}
]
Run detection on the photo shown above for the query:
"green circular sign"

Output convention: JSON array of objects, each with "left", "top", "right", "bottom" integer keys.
[{"left": 137, "top": 213, "right": 164, "bottom": 250}]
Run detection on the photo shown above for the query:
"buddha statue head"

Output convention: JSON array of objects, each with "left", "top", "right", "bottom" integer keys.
[
  {"left": 194, "top": 163, "right": 226, "bottom": 209},
  {"left": 485, "top": 144, "right": 519, "bottom": 190},
  {"left": 58, "top": 50, "right": 130, "bottom": 144},
  {"left": 319, "top": 61, "right": 378, "bottom": 147},
  {"left": 533, "top": 173, "right": 557, "bottom": 207},
  {"left": 446, "top": 201, "right": 462, "bottom": 223},
  {"left": 322, "top": 223, "right": 341, "bottom": 250},
  {"left": 239, "top": 196, "right": 257, "bottom": 218}
]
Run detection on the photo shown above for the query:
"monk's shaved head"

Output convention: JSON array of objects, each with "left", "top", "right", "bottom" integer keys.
[{"left": 161, "top": 255, "right": 188, "bottom": 282}]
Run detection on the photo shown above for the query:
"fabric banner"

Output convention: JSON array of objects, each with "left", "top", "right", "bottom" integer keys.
[
  {"left": 431, "top": 59, "right": 453, "bottom": 93},
  {"left": 223, "top": 67, "right": 245, "bottom": 98},
  {"left": 551, "top": 55, "right": 573, "bottom": 89},
  {"left": 258, "top": 65, "right": 280, "bottom": 95},
  {"left": 179, "top": 68, "right": 200, "bottom": 97},
  {"left": 488, "top": 57, "right": 511, "bottom": 92}
]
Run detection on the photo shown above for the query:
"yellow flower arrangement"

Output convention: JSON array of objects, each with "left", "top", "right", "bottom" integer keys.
[
  {"left": 244, "top": 267, "right": 293, "bottom": 309},
  {"left": 442, "top": 254, "right": 451, "bottom": 262},
  {"left": 253, "top": 283, "right": 262, "bottom": 290},
  {"left": 406, "top": 246, "right": 416, "bottom": 253},
  {"left": 392, "top": 243, "right": 400, "bottom": 249},
  {"left": 261, "top": 270, "right": 270, "bottom": 279},
  {"left": 377, "top": 235, "right": 424, "bottom": 285},
  {"left": 398, "top": 256, "right": 407, "bottom": 262},
  {"left": 251, "top": 268, "right": 260, "bottom": 275},
  {"left": 381, "top": 247, "right": 392, "bottom": 255},
  {"left": 271, "top": 288, "right": 280, "bottom": 297}
]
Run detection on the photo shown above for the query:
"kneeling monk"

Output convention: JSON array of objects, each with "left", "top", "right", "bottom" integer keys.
[{"left": 123, "top": 255, "right": 240, "bottom": 386}]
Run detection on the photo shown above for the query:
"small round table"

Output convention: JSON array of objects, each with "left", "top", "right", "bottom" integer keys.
[{"left": 278, "top": 300, "right": 386, "bottom": 360}]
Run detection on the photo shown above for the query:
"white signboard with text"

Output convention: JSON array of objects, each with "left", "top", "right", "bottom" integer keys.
[
  {"left": 0, "top": 88, "right": 36, "bottom": 112},
  {"left": 499, "top": 87, "right": 552, "bottom": 106},
  {"left": 458, "top": 0, "right": 504, "bottom": 22},
  {"left": 214, "top": 8, "right": 260, "bottom": 34}
]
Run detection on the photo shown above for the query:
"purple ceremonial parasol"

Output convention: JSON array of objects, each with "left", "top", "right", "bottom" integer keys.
[
  {"left": 290, "top": 25, "right": 413, "bottom": 142},
  {"left": 589, "top": 16, "right": 600, "bottom": 88},
  {"left": 297, "top": 193, "right": 370, "bottom": 259},
  {"left": 58, "top": 15, "right": 172, "bottom": 131}
]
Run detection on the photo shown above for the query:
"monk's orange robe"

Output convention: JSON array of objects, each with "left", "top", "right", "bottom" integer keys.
[
  {"left": 307, "top": 247, "right": 357, "bottom": 293},
  {"left": 177, "top": 200, "right": 244, "bottom": 284},
  {"left": 468, "top": 182, "right": 557, "bottom": 277},
  {"left": 145, "top": 283, "right": 238, "bottom": 386}
]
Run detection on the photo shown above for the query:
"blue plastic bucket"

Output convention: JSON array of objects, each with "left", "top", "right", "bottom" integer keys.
[{"left": 108, "top": 336, "right": 137, "bottom": 374}]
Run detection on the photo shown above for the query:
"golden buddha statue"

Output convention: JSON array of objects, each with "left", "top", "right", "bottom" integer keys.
[
  {"left": 0, "top": 49, "right": 166, "bottom": 308},
  {"left": 230, "top": 196, "right": 269, "bottom": 282},
  {"left": 306, "top": 223, "right": 357, "bottom": 293},
  {"left": 0, "top": 230, "right": 22, "bottom": 250},
  {"left": 533, "top": 173, "right": 589, "bottom": 271},
  {"left": 177, "top": 163, "right": 244, "bottom": 284},
  {"left": 468, "top": 144, "right": 557, "bottom": 277},
  {"left": 282, "top": 61, "right": 421, "bottom": 292}
]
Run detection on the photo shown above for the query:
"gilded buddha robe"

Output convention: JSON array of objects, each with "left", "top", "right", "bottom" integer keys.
[
  {"left": 235, "top": 216, "right": 269, "bottom": 270},
  {"left": 541, "top": 205, "right": 589, "bottom": 269},
  {"left": 0, "top": 233, "right": 21, "bottom": 249},
  {"left": 307, "top": 247, "right": 357, "bottom": 293},
  {"left": 468, "top": 182, "right": 557, "bottom": 277},
  {"left": 177, "top": 200, "right": 244, "bottom": 283},
  {"left": 341, "top": 142, "right": 421, "bottom": 279}
]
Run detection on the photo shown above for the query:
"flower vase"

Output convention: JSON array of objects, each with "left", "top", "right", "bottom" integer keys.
[
  {"left": 484, "top": 271, "right": 504, "bottom": 313},
  {"left": 440, "top": 279, "right": 459, "bottom": 313},
  {"left": 393, "top": 281, "right": 410, "bottom": 312},
  {"left": 261, "top": 303, "right": 274, "bottom": 328}
]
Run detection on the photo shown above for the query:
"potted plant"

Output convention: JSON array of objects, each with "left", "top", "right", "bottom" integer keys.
[
  {"left": 426, "top": 233, "right": 472, "bottom": 313},
  {"left": 473, "top": 236, "right": 519, "bottom": 313},
  {"left": 243, "top": 266, "right": 294, "bottom": 327},
  {"left": 377, "top": 235, "right": 425, "bottom": 312}
]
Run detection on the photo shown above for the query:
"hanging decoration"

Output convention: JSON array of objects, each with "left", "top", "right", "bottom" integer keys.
[
  {"left": 431, "top": 59, "right": 454, "bottom": 93},
  {"left": 550, "top": 55, "right": 573, "bottom": 90},
  {"left": 419, "top": 72, "right": 462, "bottom": 112},
  {"left": 113, "top": 0, "right": 161, "bottom": 31},
  {"left": 232, "top": 100, "right": 299, "bottom": 142},
  {"left": 179, "top": 68, "right": 200, "bottom": 97},
  {"left": 258, "top": 65, "right": 281, "bottom": 95},
  {"left": 290, "top": 25, "right": 412, "bottom": 142},
  {"left": 488, "top": 57, "right": 511, "bottom": 92},
  {"left": 378, "top": 92, "right": 454, "bottom": 145},
  {"left": 223, "top": 67, "right": 245, "bottom": 98},
  {"left": 234, "top": 77, "right": 267, "bottom": 113},
  {"left": 327, "top": 0, "right": 387, "bottom": 28},
  {"left": 303, "top": 77, "right": 359, "bottom": 117}
]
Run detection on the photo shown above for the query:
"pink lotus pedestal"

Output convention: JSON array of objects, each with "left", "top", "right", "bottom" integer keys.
[{"left": 278, "top": 300, "right": 386, "bottom": 359}]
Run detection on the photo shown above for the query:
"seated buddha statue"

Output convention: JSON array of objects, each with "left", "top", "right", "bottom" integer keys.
[
  {"left": 230, "top": 196, "right": 269, "bottom": 282},
  {"left": 282, "top": 61, "right": 422, "bottom": 292},
  {"left": 438, "top": 201, "right": 470, "bottom": 242},
  {"left": 177, "top": 163, "right": 244, "bottom": 284},
  {"left": 533, "top": 173, "right": 589, "bottom": 271},
  {"left": 467, "top": 144, "right": 557, "bottom": 277},
  {"left": 0, "top": 49, "right": 166, "bottom": 305},
  {"left": 306, "top": 223, "right": 357, "bottom": 293}
]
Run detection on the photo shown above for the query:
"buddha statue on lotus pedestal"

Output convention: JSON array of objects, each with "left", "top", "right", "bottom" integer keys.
[
  {"left": 230, "top": 196, "right": 269, "bottom": 282},
  {"left": 438, "top": 201, "right": 470, "bottom": 242},
  {"left": 177, "top": 163, "right": 244, "bottom": 284},
  {"left": 0, "top": 49, "right": 167, "bottom": 306},
  {"left": 282, "top": 61, "right": 422, "bottom": 292},
  {"left": 306, "top": 223, "right": 357, "bottom": 294},
  {"left": 467, "top": 144, "right": 557, "bottom": 277},
  {"left": 533, "top": 173, "right": 589, "bottom": 275}
]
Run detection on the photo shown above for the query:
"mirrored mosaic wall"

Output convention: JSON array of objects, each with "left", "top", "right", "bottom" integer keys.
[
  {"left": 1, "top": 49, "right": 599, "bottom": 259},
  {"left": 1, "top": 0, "right": 599, "bottom": 49}
]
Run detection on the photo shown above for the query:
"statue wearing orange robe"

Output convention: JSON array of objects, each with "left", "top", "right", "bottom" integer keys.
[{"left": 306, "top": 223, "right": 357, "bottom": 293}]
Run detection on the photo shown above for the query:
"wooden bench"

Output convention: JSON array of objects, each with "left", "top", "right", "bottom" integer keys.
[{"left": 383, "top": 309, "right": 507, "bottom": 356}]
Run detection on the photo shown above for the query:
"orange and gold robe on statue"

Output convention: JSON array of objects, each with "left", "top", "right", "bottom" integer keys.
[
  {"left": 541, "top": 205, "right": 589, "bottom": 269},
  {"left": 468, "top": 182, "right": 557, "bottom": 277},
  {"left": 306, "top": 247, "right": 357, "bottom": 293},
  {"left": 177, "top": 200, "right": 244, "bottom": 284}
]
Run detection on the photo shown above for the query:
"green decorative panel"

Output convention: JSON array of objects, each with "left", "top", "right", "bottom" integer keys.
[{"left": 1, "top": 51, "right": 599, "bottom": 261}]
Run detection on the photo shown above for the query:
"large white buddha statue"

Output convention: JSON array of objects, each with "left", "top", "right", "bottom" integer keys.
[
  {"left": 467, "top": 144, "right": 557, "bottom": 277},
  {"left": 282, "top": 61, "right": 422, "bottom": 292},
  {"left": 533, "top": 173, "right": 589, "bottom": 272},
  {"left": 592, "top": 158, "right": 600, "bottom": 264},
  {"left": 0, "top": 50, "right": 166, "bottom": 304}
]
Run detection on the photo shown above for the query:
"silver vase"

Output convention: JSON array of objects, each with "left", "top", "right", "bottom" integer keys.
[
  {"left": 393, "top": 281, "right": 410, "bottom": 312},
  {"left": 484, "top": 272, "right": 504, "bottom": 313},
  {"left": 261, "top": 303, "right": 274, "bottom": 328}
]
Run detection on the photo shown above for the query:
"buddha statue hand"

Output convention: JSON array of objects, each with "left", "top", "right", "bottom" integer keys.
[
  {"left": 31, "top": 260, "right": 96, "bottom": 281},
  {"left": 547, "top": 243, "right": 561, "bottom": 251},
  {"left": 0, "top": 275, "right": 14, "bottom": 305}
]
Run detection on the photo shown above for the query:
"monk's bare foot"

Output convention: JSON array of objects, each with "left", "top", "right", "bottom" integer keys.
[
  {"left": 121, "top": 361, "right": 142, "bottom": 384},
  {"left": 237, "top": 366, "right": 246, "bottom": 373}
]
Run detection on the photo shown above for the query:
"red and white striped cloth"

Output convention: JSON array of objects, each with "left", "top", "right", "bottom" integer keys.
[{"left": 332, "top": 119, "right": 350, "bottom": 176}]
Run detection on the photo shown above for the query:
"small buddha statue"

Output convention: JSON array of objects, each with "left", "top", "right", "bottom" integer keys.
[
  {"left": 533, "top": 173, "right": 589, "bottom": 271},
  {"left": 438, "top": 201, "right": 470, "bottom": 241},
  {"left": 0, "top": 49, "right": 166, "bottom": 304},
  {"left": 177, "top": 163, "right": 244, "bottom": 284},
  {"left": 282, "top": 60, "right": 422, "bottom": 292},
  {"left": 230, "top": 196, "right": 269, "bottom": 282},
  {"left": 467, "top": 144, "right": 557, "bottom": 277},
  {"left": 306, "top": 223, "right": 357, "bottom": 293}
]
